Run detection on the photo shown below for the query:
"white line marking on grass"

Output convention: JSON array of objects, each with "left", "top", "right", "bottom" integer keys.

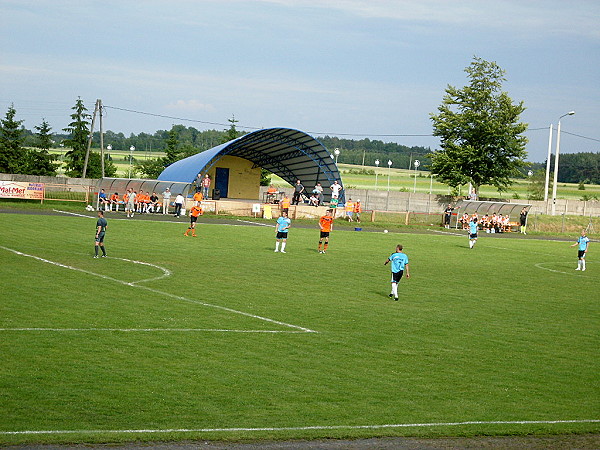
[
  {"left": 428, "top": 229, "right": 464, "bottom": 237},
  {"left": 236, "top": 219, "right": 275, "bottom": 227},
  {"left": 0, "top": 328, "right": 307, "bottom": 333},
  {"left": 0, "top": 246, "right": 317, "bottom": 334},
  {"left": 2, "top": 419, "right": 598, "bottom": 435},
  {"left": 535, "top": 261, "right": 592, "bottom": 276}
]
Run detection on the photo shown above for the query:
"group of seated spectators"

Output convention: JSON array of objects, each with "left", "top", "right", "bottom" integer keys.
[
  {"left": 98, "top": 189, "right": 163, "bottom": 213},
  {"left": 459, "top": 212, "right": 515, "bottom": 233}
]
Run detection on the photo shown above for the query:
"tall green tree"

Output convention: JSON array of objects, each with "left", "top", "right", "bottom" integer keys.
[
  {"left": 429, "top": 57, "right": 528, "bottom": 195},
  {"left": 221, "top": 115, "right": 240, "bottom": 143},
  {"left": 62, "top": 98, "right": 91, "bottom": 177},
  {"left": 24, "top": 118, "right": 58, "bottom": 176},
  {"left": 34, "top": 119, "right": 53, "bottom": 150},
  {"left": 0, "top": 104, "right": 25, "bottom": 173},
  {"left": 163, "top": 127, "right": 181, "bottom": 165}
]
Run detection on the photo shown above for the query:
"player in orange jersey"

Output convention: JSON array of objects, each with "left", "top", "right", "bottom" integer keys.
[
  {"left": 318, "top": 209, "right": 334, "bottom": 253},
  {"left": 184, "top": 204, "right": 203, "bottom": 237},
  {"left": 193, "top": 190, "right": 203, "bottom": 206}
]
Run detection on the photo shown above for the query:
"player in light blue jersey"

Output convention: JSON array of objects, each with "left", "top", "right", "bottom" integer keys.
[
  {"left": 468, "top": 217, "right": 478, "bottom": 249},
  {"left": 384, "top": 244, "right": 410, "bottom": 301},
  {"left": 274, "top": 211, "right": 291, "bottom": 253},
  {"left": 570, "top": 229, "right": 590, "bottom": 271}
]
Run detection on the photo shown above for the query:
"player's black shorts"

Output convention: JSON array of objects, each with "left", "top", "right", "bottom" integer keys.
[
  {"left": 578, "top": 250, "right": 586, "bottom": 258},
  {"left": 391, "top": 270, "right": 404, "bottom": 283},
  {"left": 469, "top": 233, "right": 478, "bottom": 239},
  {"left": 320, "top": 231, "right": 330, "bottom": 239},
  {"left": 95, "top": 232, "right": 105, "bottom": 243},
  {"left": 190, "top": 216, "right": 198, "bottom": 223},
  {"left": 276, "top": 231, "right": 288, "bottom": 239}
]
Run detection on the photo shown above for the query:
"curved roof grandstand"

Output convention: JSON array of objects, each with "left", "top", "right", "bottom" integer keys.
[{"left": 158, "top": 127, "right": 343, "bottom": 201}]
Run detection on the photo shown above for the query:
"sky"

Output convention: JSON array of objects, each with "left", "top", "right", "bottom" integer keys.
[{"left": 1, "top": 0, "right": 599, "bottom": 164}]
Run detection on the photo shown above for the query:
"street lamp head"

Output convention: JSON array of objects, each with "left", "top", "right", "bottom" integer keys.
[
  {"left": 130, "top": 145, "right": 135, "bottom": 151},
  {"left": 334, "top": 148, "right": 340, "bottom": 156},
  {"left": 560, "top": 111, "right": 575, "bottom": 119},
  {"left": 107, "top": 144, "right": 112, "bottom": 151},
  {"left": 414, "top": 160, "right": 420, "bottom": 168},
  {"left": 375, "top": 159, "right": 380, "bottom": 166},
  {"left": 528, "top": 170, "right": 533, "bottom": 177},
  {"left": 387, "top": 160, "right": 392, "bottom": 166}
]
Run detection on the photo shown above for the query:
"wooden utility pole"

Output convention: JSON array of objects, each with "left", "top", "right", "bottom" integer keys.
[{"left": 82, "top": 99, "right": 100, "bottom": 179}]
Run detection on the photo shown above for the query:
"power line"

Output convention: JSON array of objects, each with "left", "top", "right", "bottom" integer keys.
[{"left": 96, "top": 104, "right": 600, "bottom": 144}]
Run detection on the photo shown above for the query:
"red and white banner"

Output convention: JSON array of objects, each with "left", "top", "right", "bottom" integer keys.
[{"left": 0, "top": 181, "right": 44, "bottom": 200}]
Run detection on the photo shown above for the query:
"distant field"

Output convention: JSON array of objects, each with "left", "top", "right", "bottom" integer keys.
[
  {"left": 0, "top": 211, "right": 598, "bottom": 445},
  {"left": 273, "top": 164, "right": 600, "bottom": 201},
  {"left": 49, "top": 149, "right": 600, "bottom": 200}
]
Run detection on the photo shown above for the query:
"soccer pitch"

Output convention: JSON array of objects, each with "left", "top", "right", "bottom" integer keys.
[{"left": 0, "top": 211, "right": 598, "bottom": 445}]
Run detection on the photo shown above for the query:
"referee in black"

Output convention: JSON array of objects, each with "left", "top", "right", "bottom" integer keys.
[{"left": 94, "top": 210, "right": 108, "bottom": 258}]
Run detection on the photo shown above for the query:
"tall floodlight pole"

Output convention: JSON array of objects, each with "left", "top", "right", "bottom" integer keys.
[
  {"left": 375, "top": 159, "right": 380, "bottom": 190},
  {"left": 551, "top": 111, "right": 575, "bottom": 215},
  {"left": 543, "top": 123, "right": 553, "bottom": 202},
  {"left": 387, "top": 160, "right": 392, "bottom": 191},
  {"left": 413, "top": 159, "right": 420, "bottom": 193}
]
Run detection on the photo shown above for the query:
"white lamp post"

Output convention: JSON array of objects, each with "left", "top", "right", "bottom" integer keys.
[
  {"left": 543, "top": 123, "right": 553, "bottom": 202},
  {"left": 413, "top": 159, "right": 420, "bottom": 193},
  {"left": 387, "top": 159, "right": 392, "bottom": 191},
  {"left": 551, "top": 111, "right": 575, "bottom": 215},
  {"left": 375, "top": 159, "right": 380, "bottom": 190},
  {"left": 334, "top": 148, "right": 340, "bottom": 165},
  {"left": 129, "top": 145, "right": 135, "bottom": 178}
]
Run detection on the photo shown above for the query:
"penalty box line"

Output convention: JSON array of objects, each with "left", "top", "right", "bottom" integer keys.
[
  {"left": 2, "top": 419, "right": 599, "bottom": 435},
  {"left": 0, "top": 245, "right": 317, "bottom": 334}
]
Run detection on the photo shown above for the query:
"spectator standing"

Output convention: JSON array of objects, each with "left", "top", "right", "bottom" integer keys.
[
  {"left": 292, "top": 179, "right": 305, "bottom": 205},
  {"left": 162, "top": 188, "right": 171, "bottom": 215},
  {"left": 330, "top": 180, "right": 342, "bottom": 199},
  {"left": 384, "top": 244, "right": 410, "bottom": 301},
  {"left": 443, "top": 204, "right": 457, "bottom": 229},
  {"left": 174, "top": 193, "right": 184, "bottom": 218},
  {"left": 274, "top": 211, "right": 291, "bottom": 253},
  {"left": 202, "top": 174, "right": 211, "bottom": 199},
  {"left": 313, "top": 182, "right": 324, "bottom": 205},
  {"left": 571, "top": 229, "right": 590, "bottom": 271},
  {"left": 519, "top": 207, "right": 528, "bottom": 234},
  {"left": 94, "top": 210, "right": 108, "bottom": 258}
]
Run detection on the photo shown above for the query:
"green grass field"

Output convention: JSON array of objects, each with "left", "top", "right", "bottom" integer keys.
[{"left": 0, "top": 211, "right": 598, "bottom": 445}]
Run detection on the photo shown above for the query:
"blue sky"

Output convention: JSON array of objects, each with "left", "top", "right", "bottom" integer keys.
[{"left": 1, "top": 0, "right": 598, "bottom": 163}]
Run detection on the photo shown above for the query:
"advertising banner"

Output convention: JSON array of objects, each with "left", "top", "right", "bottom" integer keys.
[{"left": 0, "top": 181, "right": 44, "bottom": 200}]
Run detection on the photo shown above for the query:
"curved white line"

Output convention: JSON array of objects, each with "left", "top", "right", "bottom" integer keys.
[
  {"left": 0, "top": 246, "right": 317, "bottom": 333},
  {"left": 535, "top": 261, "right": 592, "bottom": 276}
]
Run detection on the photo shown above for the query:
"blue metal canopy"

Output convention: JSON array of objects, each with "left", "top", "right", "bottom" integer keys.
[{"left": 158, "top": 127, "right": 343, "bottom": 201}]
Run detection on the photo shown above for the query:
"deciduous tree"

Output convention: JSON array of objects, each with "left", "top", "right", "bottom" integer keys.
[{"left": 429, "top": 57, "right": 528, "bottom": 195}]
